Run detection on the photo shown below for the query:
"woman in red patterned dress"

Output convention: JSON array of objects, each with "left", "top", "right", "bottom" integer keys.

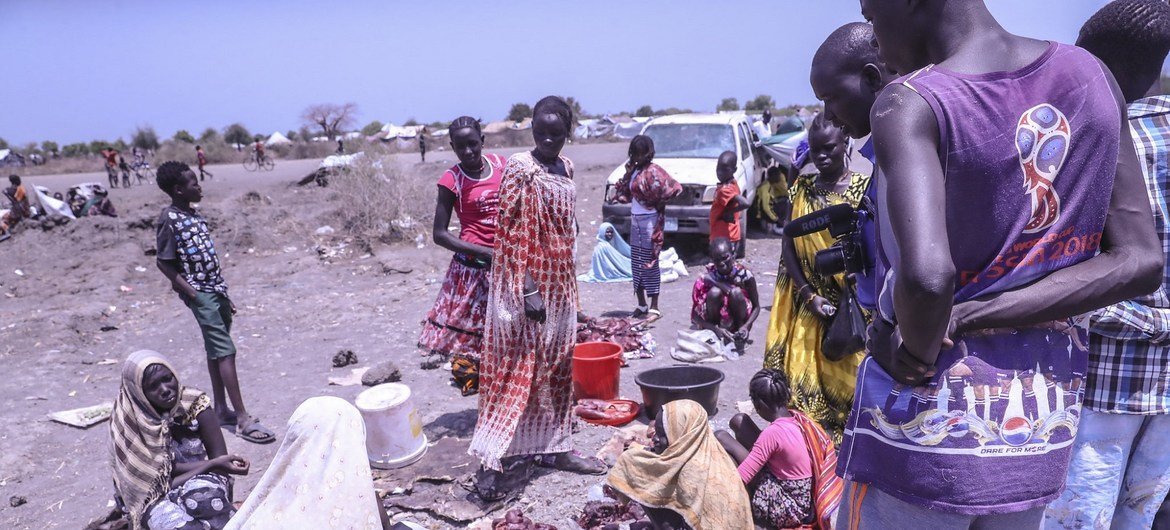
[
  {"left": 417, "top": 117, "right": 505, "bottom": 395},
  {"left": 470, "top": 96, "right": 607, "bottom": 500}
]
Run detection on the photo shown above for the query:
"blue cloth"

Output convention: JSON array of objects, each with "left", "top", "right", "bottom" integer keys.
[
  {"left": 855, "top": 139, "right": 879, "bottom": 310},
  {"left": 578, "top": 222, "right": 633, "bottom": 283},
  {"left": 1084, "top": 95, "right": 1170, "bottom": 414}
]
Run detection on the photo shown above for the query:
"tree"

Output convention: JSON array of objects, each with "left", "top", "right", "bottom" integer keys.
[
  {"left": 113, "top": 138, "right": 128, "bottom": 151},
  {"left": 62, "top": 143, "right": 88, "bottom": 157},
  {"left": 89, "top": 140, "right": 109, "bottom": 153},
  {"left": 199, "top": 127, "right": 219, "bottom": 142},
  {"left": 0, "top": 137, "right": 7, "bottom": 150},
  {"left": 565, "top": 97, "right": 585, "bottom": 121},
  {"left": 507, "top": 103, "right": 533, "bottom": 122},
  {"left": 286, "top": 130, "right": 298, "bottom": 141},
  {"left": 41, "top": 140, "right": 58, "bottom": 153},
  {"left": 634, "top": 105, "right": 654, "bottom": 118},
  {"left": 223, "top": 123, "right": 252, "bottom": 146},
  {"left": 403, "top": 117, "right": 419, "bottom": 127},
  {"left": 360, "top": 120, "right": 384, "bottom": 137},
  {"left": 301, "top": 102, "right": 359, "bottom": 140},
  {"left": 716, "top": 97, "right": 740, "bottom": 112},
  {"left": 297, "top": 126, "right": 312, "bottom": 141},
  {"left": 173, "top": 130, "right": 195, "bottom": 143},
  {"left": 744, "top": 94, "right": 775, "bottom": 112},
  {"left": 131, "top": 126, "right": 161, "bottom": 150}
]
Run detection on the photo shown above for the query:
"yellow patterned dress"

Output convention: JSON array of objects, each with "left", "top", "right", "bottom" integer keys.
[{"left": 764, "top": 172, "right": 870, "bottom": 443}]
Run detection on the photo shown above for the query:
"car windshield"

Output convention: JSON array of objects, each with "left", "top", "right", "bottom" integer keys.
[{"left": 643, "top": 124, "right": 735, "bottom": 159}]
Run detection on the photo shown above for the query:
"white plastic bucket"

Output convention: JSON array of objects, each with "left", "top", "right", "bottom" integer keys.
[{"left": 354, "top": 383, "right": 428, "bottom": 469}]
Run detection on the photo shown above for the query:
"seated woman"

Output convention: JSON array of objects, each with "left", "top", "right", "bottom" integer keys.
[
  {"left": 715, "top": 369, "right": 817, "bottom": 529},
  {"left": 578, "top": 222, "right": 634, "bottom": 283},
  {"left": 607, "top": 400, "right": 753, "bottom": 530},
  {"left": 226, "top": 396, "right": 391, "bottom": 530},
  {"left": 110, "top": 350, "right": 249, "bottom": 530},
  {"left": 691, "top": 237, "right": 760, "bottom": 355}
]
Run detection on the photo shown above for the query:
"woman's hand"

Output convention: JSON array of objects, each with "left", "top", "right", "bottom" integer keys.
[
  {"left": 807, "top": 295, "right": 836, "bottom": 320},
  {"left": 212, "top": 454, "right": 250, "bottom": 476},
  {"left": 524, "top": 291, "right": 546, "bottom": 323}
]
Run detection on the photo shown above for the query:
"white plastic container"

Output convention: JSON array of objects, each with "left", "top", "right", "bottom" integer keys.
[{"left": 354, "top": 383, "right": 428, "bottom": 469}]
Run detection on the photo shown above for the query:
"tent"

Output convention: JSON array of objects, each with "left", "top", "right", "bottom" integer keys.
[
  {"left": 612, "top": 121, "right": 643, "bottom": 140},
  {"left": 265, "top": 131, "right": 292, "bottom": 146},
  {"left": 0, "top": 149, "right": 25, "bottom": 167},
  {"left": 31, "top": 185, "right": 75, "bottom": 220},
  {"left": 481, "top": 120, "right": 515, "bottom": 134},
  {"left": 379, "top": 123, "right": 425, "bottom": 140}
]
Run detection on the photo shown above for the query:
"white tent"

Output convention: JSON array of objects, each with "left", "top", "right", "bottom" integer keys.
[
  {"left": 265, "top": 131, "right": 292, "bottom": 146},
  {"left": 31, "top": 185, "right": 75, "bottom": 220},
  {"left": 379, "top": 123, "right": 423, "bottom": 139}
]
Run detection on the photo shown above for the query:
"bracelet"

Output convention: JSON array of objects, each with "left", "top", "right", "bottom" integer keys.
[{"left": 523, "top": 290, "right": 540, "bottom": 298}]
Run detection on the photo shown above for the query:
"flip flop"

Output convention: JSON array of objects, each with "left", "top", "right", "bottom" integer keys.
[
  {"left": 644, "top": 309, "right": 662, "bottom": 324},
  {"left": 534, "top": 451, "right": 608, "bottom": 475},
  {"left": 631, "top": 306, "right": 649, "bottom": 318},
  {"left": 236, "top": 416, "right": 276, "bottom": 445}
]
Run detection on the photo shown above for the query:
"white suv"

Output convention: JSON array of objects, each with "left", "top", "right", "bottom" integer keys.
[{"left": 602, "top": 113, "right": 764, "bottom": 247}]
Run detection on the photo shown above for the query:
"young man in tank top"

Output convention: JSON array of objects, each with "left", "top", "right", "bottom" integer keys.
[{"left": 837, "top": 1, "right": 1162, "bottom": 528}]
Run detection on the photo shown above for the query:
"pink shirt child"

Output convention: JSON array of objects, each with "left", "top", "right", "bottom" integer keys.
[
  {"left": 436, "top": 153, "right": 505, "bottom": 248},
  {"left": 737, "top": 416, "right": 813, "bottom": 483}
]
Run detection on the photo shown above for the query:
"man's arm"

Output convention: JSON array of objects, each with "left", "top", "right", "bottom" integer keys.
[
  {"left": 872, "top": 85, "right": 955, "bottom": 366},
  {"left": 951, "top": 69, "right": 1161, "bottom": 333}
]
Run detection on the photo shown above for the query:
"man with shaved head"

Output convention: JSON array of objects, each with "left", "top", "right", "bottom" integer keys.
[{"left": 835, "top": 0, "right": 1161, "bottom": 527}]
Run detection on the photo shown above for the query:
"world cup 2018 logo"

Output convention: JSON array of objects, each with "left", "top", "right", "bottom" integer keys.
[{"left": 1015, "top": 104, "right": 1070, "bottom": 234}]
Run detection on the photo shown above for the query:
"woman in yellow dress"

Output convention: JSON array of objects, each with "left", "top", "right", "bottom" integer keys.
[{"left": 764, "top": 115, "right": 870, "bottom": 443}]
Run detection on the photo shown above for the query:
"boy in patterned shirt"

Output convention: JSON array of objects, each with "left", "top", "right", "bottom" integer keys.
[{"left": 154, "top": 161, "right": 273, "bottom": 444}]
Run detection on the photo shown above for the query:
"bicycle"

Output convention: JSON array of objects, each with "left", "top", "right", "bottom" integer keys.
[
  {"left": 243, "top": 153, "right": 275, "bottom": 172},
  {"left": 130, "top": 160, "right": 154, "bottom": 185}
]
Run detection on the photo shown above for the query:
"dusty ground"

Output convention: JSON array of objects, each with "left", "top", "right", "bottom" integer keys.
[{"left": 0, "top": 143, "right": 793, "bottom": 529}]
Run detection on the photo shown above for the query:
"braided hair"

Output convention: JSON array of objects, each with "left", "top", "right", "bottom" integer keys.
[
  {"left": 156, "top": 161, "right": 191, "bottom": 195},
  {"left": 448, "top": 116, "right": 482, "bottom": 136},
  {"left": 1077, "top": 0, "right": 1170, "bottom": 100},
  {"left": 748, "top": 368, "right": 792, "bottom": 409},
  {"left": 533, "top": 95, "right": 574, "bottom": 133},
  {"left": 621, "top": 134, "right": 655, "bottom": 186}
]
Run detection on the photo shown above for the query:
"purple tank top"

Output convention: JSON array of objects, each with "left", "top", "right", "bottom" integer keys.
[{"left": 839, "top": 42, "right": 1119, "bottom": 515}]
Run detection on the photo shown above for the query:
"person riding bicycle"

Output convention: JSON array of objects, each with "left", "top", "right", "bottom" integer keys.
[
  {"left": 253, "top": 140, "right": 266, "bottom": 164},
  {"left": 132, "top": 147, "right": 146, "bottom": 168}
]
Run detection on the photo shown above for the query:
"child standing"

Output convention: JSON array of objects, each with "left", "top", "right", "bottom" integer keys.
[
  {"left": 717, "top": 369, "right": 840, "bottom": 529},
  {"left": 154, "top": 161, "right": 273, "bottom": 445},
  {"left": 709, "top": 150, "right": 749, "bottom": 255},
  {"left": 195, "top": 145, "right": 212, "bottom": 181}
]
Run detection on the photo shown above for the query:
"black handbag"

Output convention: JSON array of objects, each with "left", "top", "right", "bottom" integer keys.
[{"left": 822, "top": 286, "right": 867, "bottom": 361}]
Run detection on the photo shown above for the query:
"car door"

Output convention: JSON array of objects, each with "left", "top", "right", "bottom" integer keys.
[{"left": 736, "top": 122, "right": 758, "bottom": 200}]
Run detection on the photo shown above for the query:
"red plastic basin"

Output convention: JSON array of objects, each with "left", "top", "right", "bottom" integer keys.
[{"left": 572, "top": 341, "right": 623, "bottom": 401}]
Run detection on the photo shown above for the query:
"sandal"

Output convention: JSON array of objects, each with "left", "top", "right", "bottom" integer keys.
[
  {"left": 235, "top": 414, "right": 276, "bottom": 445},
  {"left": 631, "top": 306, "right": 649, "bottom": 318},
  {"left": 644, "top": 309, "right": 662, "bottom": 324},
  {"left": 534, "top": 451, "right": 608, "bottom": 475}
]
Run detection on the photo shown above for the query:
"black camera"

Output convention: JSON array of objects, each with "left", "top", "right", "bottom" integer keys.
[{"left": 782, "top": 199, "right": 873, "bottom": 276}]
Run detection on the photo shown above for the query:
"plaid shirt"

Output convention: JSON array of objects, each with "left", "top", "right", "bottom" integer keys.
[{"left": 1085, "top": 96, "right": 1170, "bottom": 414}]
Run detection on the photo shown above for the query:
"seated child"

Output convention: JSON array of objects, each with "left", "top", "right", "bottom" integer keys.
[
  {"left": 607, "top": 399, "right": 752, "bottom": 530},
  {"left": 691, "top": 237, "right": 760, "bottom": 354},
  {"left": 110, "top": 350, "right": 249, "bottom": 530},
  {"left": 717, "top": 369, "right": 841, "bottom": 529}
]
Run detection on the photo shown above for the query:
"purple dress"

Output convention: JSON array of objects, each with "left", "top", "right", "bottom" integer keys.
[{"left": 839, "top": 42, "right": 1120, "bottom": 515}]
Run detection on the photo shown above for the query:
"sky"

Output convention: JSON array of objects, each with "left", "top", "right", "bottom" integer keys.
[{"left": 0, "top": 0, "right": 1121, "bottom": 146}]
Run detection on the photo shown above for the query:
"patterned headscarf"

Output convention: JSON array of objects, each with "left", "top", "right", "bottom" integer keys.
[{"left": 109, "top": 350, "right": 209, "bottom": 529}]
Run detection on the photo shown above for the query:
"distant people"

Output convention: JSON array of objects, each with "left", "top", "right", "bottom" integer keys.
[
  {"left": 1044, "top": 2, "right": 1170, "bottom": 528},
  {"left": 469, "top": 96, "right": 606, "bottom": 502},
  {"left": 195, "top": 145, "right": 212, "bottom": 181},
  {"left": 104, "top": 148, "right": 120, "bottom": 188},
  {"left": 709, "top": 150, "right": 749, "bottom": 254},
  {"left": 610, "top": 135, "right": 682, "bottom": 322},
  {"left": 0, "top": 175, "right": 30, "bottom": 237},
  {"left": 839, "top": 0, "right": 1160, "bottom": 527},
  {"left": 154, "top": 161, "right": 274, "bottom": 445},
  {"left": 224, "top": 397, "right": 391, "bottom": 530},
  {"left": 82, "top": 188, "right": 118, "bottom": 217},
  {"left": 762, "top": 108, "right": 772, "bottom": 128},
  {"left": 419, "top": 127, "right": 428, "bottom": 163},
  {"left": 418, "top": 117, "right": 504, "bottom": 394},
  {"left": 764, "top": 114, "right": 870, "bottom": 443},
  {"left": 109, "top": 350, "right": 248, "bottom": 530},
  {"left": 336, "top": 138, "right": 344, "bottom": 155},
  {"left": 691, "top": 237, "right": 760, "bottom": 355},
  {"left": 717, "top": 369, "right": 841, "bottom": 529},
  {"left": 252, "top": 140, "right": 265, "bottom": 165},
  {"left": 607, "top": 399, "right": 753, "bottom": 530},
  {"left": 579, "top": 222, "right": 633, "bottom": 282},
  {"left": 132, "top": 147, "right": 146, "bottom": 166},
  {"left": 118, "top": 155, "right": 131, "bottom": 188}
]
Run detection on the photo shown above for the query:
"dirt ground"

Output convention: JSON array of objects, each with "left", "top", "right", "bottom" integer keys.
[{"left": 0, "top": 143, "right": 798, "bottom": 529}]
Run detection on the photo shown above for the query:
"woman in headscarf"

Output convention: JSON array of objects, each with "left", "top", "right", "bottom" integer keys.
[
  {"left": 578, "top": 222, "right": 633, "bottom": 283},
  {"left": 610, "top": 135, "right": 682, "bottom": 322},
  {"left": 470, "top": 96, "right": 607, "bottom": 501},
  {"left": 607, "top": 400, "right": 753, "bottom": 530},
  {"left": 110, "top": 350, "right": 249, "bottom": 530},
  {"left": 764, "top": 114, "right": 870, "bottom": 443},
  {"left": 418, "top": 117, "right": 506, "bottom": 388},
  {"left": 226, "top": 396, "right": 390, "bottom": 529}
]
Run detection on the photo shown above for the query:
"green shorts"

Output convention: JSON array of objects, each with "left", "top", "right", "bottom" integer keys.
[{"left": 185, "top": 291, "right": 237, "bottom": 360}]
